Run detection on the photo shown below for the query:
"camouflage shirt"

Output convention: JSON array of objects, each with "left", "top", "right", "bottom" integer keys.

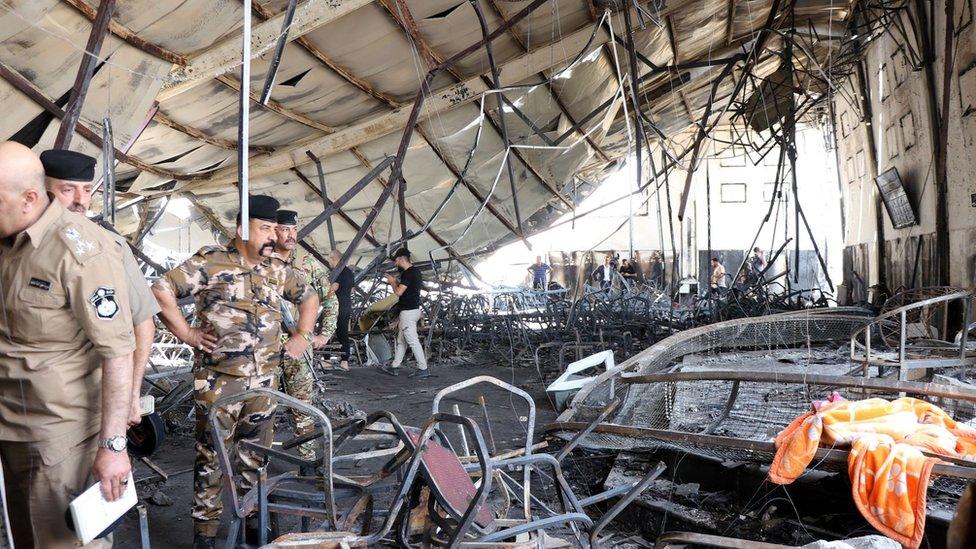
[
  {"left": 155, "top": 244, "right": 313, "bottom": 377},
  {"left": 290, "top": 248, "right": 334, "bottom": 302}
]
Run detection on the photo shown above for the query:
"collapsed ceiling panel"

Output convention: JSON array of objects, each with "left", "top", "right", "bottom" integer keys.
[{"left": 0, "top": 0, "right": 857, "bottom": 272}]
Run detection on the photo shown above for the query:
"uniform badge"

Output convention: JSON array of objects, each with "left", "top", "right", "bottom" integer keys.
[
  {"left": 65, "top": 228, "right": 80, "bottom": 240},
  {"left": 89, "top": 287, "right": 119, "bottom": 320},
  {"left": 74, "top": 239, "right": 94, "bottom": 256}
]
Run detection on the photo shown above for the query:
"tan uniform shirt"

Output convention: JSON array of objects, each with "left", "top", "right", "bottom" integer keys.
[
  {"left": 154, "top": 244, "right": 313, "bottom": 377},
  {"left": 108, "top": 230, "right": 161, "bottom": 325},
  {"left": 0, "top": 200, "right": 135, "bottom": 442}
]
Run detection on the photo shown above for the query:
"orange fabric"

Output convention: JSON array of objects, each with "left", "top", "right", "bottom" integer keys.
[{"left": 769, "top": 397, "right": 976, "bottom": 548}]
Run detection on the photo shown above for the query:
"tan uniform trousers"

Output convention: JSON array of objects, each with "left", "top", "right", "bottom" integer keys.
[{"left": 0, "top": 433, "right": 111, "bottom": 548}]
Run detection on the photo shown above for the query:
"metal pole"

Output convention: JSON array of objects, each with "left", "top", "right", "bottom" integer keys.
[
  {"left": 306, "top": 151, "right": 336, "bottom": 250},
  {"left": 259, "top": 0, "right": 299, "bottom": 105},
  {"left": 101, "top": 115, "right": 115, "bottom": 224},
  {"left": 239, "top": 0, "right": 252, "bottom": 240}
]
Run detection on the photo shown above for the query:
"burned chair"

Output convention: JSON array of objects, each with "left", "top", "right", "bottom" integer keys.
[
  {"left": 389, "top": 375, "right": 665, "bottom": 547},
  {"left": 207, "top": 388, "right": 345, "bottom": 548},
  {"left": 267, "top": 377, "right": 664, "bottom": 547},
  {"left": 850, "top": 287, "right": 975, "bottom": 381}
]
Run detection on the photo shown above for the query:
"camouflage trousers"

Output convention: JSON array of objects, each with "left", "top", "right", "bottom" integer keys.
[
  {"left": 192, "top": 368, "right": 277, "bottom": 536},
  {"left": 320, "top": 296, "right": 339, "bottom": 342},
  {"left": 277, "top": 353, "right": 317, "bottom": 460}
]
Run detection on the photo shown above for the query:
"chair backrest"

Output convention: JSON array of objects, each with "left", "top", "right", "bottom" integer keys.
[
  {"left": 431, "top": 376, "right": 536, "bottom": 519},
  {"left": 404, "top": 428, "right": 495, "bottom": 530},
  {"left": 207, "top": 388, "right": 336, "bottom": 525}
]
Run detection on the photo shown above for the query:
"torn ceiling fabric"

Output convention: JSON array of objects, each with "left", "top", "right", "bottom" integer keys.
[{"left": 0, "top": 0, "right": 853, "bottom": 268}]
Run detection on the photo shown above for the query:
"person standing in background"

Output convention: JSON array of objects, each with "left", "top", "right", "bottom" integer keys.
[
  {"left": 527, "top": 255, "right": 551, "bottom": 290},
  {"left": 272, "top": 210, "right": 334, "bottom": 461},
  {"left": 380, "top": 247, "right": 429, "bottom": 378},
  {"left": 710, "top": 257, "right": 727, "bottom": 292},
  {"left": 329, "top": 249, "right": 355, "bottom": 371}
]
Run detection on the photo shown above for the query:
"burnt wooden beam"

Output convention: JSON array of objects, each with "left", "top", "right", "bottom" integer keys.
[
  {"left": 290, "top": 167, "right": 383, "bottom": 248},
  {"left": 55, "top": 0, "right": 116, "bottom": 149},
  {"left": 186, "top": 194, "right": 234, "bottom": 240},
  {"left": 377, "top": 0, "right": 575, "bottom": 211},
  {"left": 484, "top": 0, "right": 611, "bottom": 163},
  {"left": 349, "top": 147, "right": 481, "bottom": 276},
  {"left": 245, "top": 1, "right": 402, "bottom": 108},
  {"left": 215, "top": 74, "right": 338, "bottom": 133},
  {"left": 678, "top": 90, "right": 696, "bottom": 123},
  {"left": 725, "top": 0, "right": 735, "bottom": 47},
  {"left": 153, "top": 109, "right": 275, "bottom": 153},
  {"left": 414, "top": 125, "right": 527, "bottom": 246},
  {"left": 0, "top": 61, "right": 201, "bottom": 181},
  {"left": 62, "top": 0, "right": 187, "bottom": 65},
  {"left": 377, "top": 0, "right": 439, "bottom": 69},
  {"left": 665, "top": 15, "right": 679, "bottom": 64}
]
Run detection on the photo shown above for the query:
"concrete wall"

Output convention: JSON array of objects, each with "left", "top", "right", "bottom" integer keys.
[{"left": 833, "top": 0, "right": 976, "bottom": 294}]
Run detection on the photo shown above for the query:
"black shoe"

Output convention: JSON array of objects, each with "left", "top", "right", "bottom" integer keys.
[
  {"left": 379, "top": 364, "right": 399, "bottom": 376},
  {"left": 408, "top": 368, "right": 431, "bottom": 378},
  {"left": 193, "top": 533, "right": 216, "bottom": 549}
]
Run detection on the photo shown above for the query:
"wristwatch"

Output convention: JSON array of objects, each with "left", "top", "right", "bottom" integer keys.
[
  {"left": 98, "top": 435, "right": 127, "bottom": 453},
  {"left": 299, "top": 330, "right": 313, "bottom": 343}
]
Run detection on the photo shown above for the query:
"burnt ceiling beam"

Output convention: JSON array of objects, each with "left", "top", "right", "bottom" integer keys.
[
  {"left": 186, "top": 193, "right": 235, "bottom": 240},
  {"left": 290, "top": 167, "right": 383, "bottom": 248},
  {"left": 377, "top": 0, "right": 575, "bottom": 211},
  {"left": 245, "top": 1, "right": 402, "bottom": 109},
  {"left": 215, "top": 74, "right": 338, "bottom": 133},
  {"left": 484, "top": 0, "right": 612, "bottom": 164},
  {"left": 55, "top": 0, "right": 116, "bottom": 149},
  {"left": 725, "top": 0, "right": 735, "bottom": 47},
  {"left": 62, "top": 0, "right": 187, "bottom": 65},
  {"left": 153, "top": 109, "right": 275, "bottom": 153},
  {"left": 413, "top": 125, "right": 527, "bottom": 247},
  {"left": 0, "top": 60, "right": 201, "bottom": 181},
  {"left": 665, "top": 15, "right": 679, "bottom": 64},
  {"left": 349, "top": 148, "right": 481, "bottom": 277},
  {"left": 160, "top": 0, "right": 375, "bottom": 101}
]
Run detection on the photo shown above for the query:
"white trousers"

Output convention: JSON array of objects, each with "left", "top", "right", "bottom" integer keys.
[{"left": 392, "top": 308, "right": 427, "bottom": 370}]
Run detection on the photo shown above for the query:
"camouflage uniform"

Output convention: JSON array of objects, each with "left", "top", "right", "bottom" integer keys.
[
  {"left": 153, "top": 244, "right": 312, "bottom": 537},
  {"left": 278, "top": 249, "right": 338, "bottom": 459}
]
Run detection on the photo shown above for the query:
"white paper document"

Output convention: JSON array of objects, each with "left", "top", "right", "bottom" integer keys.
[{"left": 68, "top": 473, "right": 137, "bottom": 544}]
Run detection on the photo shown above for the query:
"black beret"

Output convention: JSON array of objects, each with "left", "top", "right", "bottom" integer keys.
[
  {"left": 276, "top": 209, "right": 298, "bottom": 225},
  {"left": 237, "top": 194, "right": 280, "bottom": 223},
  {"left": 391, "top": 247, "right": 411, "bottom": 260},
  {"left": 40, "top": 149, "right": 96, "bottom": 182}
]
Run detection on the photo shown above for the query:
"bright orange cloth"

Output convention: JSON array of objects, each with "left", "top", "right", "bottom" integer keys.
[{"left": 769, "top": 397, "right": 976, "bottom": 548}]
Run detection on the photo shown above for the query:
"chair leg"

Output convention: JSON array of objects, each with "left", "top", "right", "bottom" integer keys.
[
  {"left": 225, "top": 517, "right": 240, "bottom": 549},
  {"left": 258, "top": 467, "right": 269, "bottom": 546}
]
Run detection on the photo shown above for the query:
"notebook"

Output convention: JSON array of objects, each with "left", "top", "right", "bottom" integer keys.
[{"left": 68, "top": 473, "right": 137, "bottom": 544}]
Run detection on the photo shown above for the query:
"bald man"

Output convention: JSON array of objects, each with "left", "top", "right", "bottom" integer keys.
[{"left": 0, "top": 142, "right": 135, "bottom": 548}]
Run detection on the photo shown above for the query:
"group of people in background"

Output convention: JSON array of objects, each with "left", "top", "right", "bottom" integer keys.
[
  {"left": 525, "top": 246, "right": 768, "bottom": 295},
  {"left": 709, "top": 247, "right": 767, "bottom": 293},
  {"left": 526, "top": 252, "right": 645, "bottom": 292}
]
